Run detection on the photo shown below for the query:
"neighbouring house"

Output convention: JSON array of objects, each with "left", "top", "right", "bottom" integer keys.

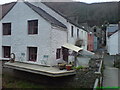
[
  {"left": 93, "top": 35, "right": 98, "bottom": 51},
  {"left": 87, "top": 32, "right": 94, "bottom": 51},
  {"left": 79, "top": 23, "right": 94, "bottom": 52},
  {"left": 1, "top": 1, "right": 88, "bottom": 67},
  {"left": 106, "top": 24, "right": 120, "bottom": 55},
  {"left": 91, "top": 26, "right": 104, "bottom": 49}
]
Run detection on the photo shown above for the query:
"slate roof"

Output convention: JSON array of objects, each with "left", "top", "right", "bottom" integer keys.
[
  {"left": 43, "top": 2, "right": 88, "bottom": 32},
  {"left": 25, "top": 2, "right": 67, "bottom": 29},
  {"left": 107, "top": 24, "right": 118, "bottom": 32},
  {"left": 108, "top": 29, "right": 119, "bottom": 37},
  {"left": 1, "top": 2, "right": 67, "bottom": 29},
  {"left": 1, "top": 2, "right": 16, "bottom": 19}
]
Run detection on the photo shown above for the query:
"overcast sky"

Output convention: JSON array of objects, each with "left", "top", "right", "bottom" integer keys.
[{"left": 0, "top": 0, "right": 119, "bottom": 4}]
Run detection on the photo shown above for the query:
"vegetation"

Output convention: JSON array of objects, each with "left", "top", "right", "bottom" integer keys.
[
  {"left": 72, "top": 66, "right": 85, "bottom": 70},
  {"left": 114, "top": 59, "right": 120, "bottom": 69},
  {"left": 2, "top": 74, "right": 45, "bottom": 88},
  {"left": 44, "top": 2, "right": 119, "bottom": 26}
]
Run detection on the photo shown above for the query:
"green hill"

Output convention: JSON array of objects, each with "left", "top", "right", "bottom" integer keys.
[{"left": 44, "top": 2, "right": 119, "bottom": 26}]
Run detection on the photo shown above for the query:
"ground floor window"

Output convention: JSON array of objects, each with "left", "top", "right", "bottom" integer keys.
[
  {"left": 28, "top": 47, "right": 37, "bottom": 62},
  {"left": 56, "top": 48, "right": 61, "bottom": 59},
  {"left": 2, "top": 46, "right": 11, "bottom": 58}
]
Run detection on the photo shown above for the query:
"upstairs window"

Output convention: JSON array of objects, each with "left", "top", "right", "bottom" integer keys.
[
  {"left": 28, "top": 47, "right": 37, "bottom": 62},
  {"left": 2, "top": 46, "right": 11, "bottom": 58},
  {"left": 28, "top": 20, "right": 38, "bottom": 34},
  {"left": 3, "top": 23, "right": 11, "bottom": 35},
  {"left": 71, "top": 26, "right": 74, "bottom": 37},
  {"left": 77, "top": 29, "right": 79, "bottom": 37}
]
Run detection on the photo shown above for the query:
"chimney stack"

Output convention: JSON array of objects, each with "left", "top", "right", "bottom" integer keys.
[{"left": 17, "top": 0, "right": 25, "bottom": 2}]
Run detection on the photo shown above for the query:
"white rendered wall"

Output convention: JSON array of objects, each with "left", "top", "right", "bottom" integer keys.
[
  {"left": 109, "top": 32, "right": 118, "bottom": 55},
  {"left": 50, "top": 26, "right": 67, "bottom": 65},
  {"left": 30, "top": 2, "right": 88, "bottom": 49},
  {"left": 2, "top": 2, "right": 52, "bottom": 65}
]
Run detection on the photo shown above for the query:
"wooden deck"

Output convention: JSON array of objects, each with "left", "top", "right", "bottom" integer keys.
[{"left": 4, "top": 62, "right": 76, "bottom": 77}]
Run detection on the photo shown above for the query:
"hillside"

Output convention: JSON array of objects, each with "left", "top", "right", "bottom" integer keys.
[{"left": 43, "top": 2, "right": 119, "bottom": 26}]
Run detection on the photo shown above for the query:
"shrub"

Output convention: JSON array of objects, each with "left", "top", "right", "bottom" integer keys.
[{"left": 114, "top": 59, "right": 120, "bottom": 69}]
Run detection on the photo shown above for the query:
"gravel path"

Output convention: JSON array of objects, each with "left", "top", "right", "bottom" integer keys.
[
  {"left": 103, "top": 66, "right": 119, "bottom": 87},
  {"left": 103, "top": 55, "right": 119, "bottom": 88}
]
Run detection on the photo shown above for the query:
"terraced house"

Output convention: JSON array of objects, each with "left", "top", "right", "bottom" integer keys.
[{"left": 1, "top": 0, "right": 88, "bottom": 67}]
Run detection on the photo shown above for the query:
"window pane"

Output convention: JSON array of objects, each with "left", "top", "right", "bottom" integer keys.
[
  {"left": 56, "top": 48, "right": 61, "bottom": 59},
  {"left": 3, "top": 46, "right": 11, "bottom": 58},
  {"left": 77, "top": 29, "right": 79, "bottom": 37},
  {"left": 3, "top": 23, "right": 11, "bottom": 35},
  {"left": 28, "top": 47, "right": 37, "bottom": 61},
  {"left": 71, "top": 26, "right": 74, "bottom": 37},
  {"left": 28, "top": 20, "right": 38, "bottom": 34}
]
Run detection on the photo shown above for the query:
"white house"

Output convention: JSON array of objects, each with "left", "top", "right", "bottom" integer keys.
[
  {"left": 106, "top": 24, "right": 120, "bottom": 55},
  {"left": 1, "top": 1, "right": 88, "bottom": 66},
  {"left": 30, "top": 1, "right": 88, "bottom": 49}
]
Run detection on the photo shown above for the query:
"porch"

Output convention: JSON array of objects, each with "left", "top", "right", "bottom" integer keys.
[{"left": 4, "top": 61, "right": 76, "bottom": 77}]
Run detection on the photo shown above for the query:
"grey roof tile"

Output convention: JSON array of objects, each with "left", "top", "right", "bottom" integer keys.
[
  {"left": 1, "top": 2, "right": 16, "bottom": 19},
  {"left": 25, "top": 2, "right": 67, "bottom": 29}
]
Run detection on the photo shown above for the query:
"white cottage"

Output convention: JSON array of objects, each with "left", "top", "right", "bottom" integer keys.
[
  {"left": 106, "top": 24, "right": 120, "bottom": 55},
  {"left": 1, "top": 1, "right": 88, "bottom": 66}
]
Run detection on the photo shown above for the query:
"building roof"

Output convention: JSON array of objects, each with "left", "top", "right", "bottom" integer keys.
[
  {"left": 1, "top": 1, "right": 87, "bottom": 31},
  {"left": 25, "top": 2, "right": 67, "bottom": 29},
  {"left": 108, "top": 29, "right": 119, "bottom": 37},
  {"left": 1, "top": 2, "right": 67, "bottom": 29},
  {"left": 107, "top": 24, "right": 118, "bottom": 32},
  {"left": 43, "top": 2, "right": 87, "bottom": 32},
  {"left": 1, "top": 2, "right": 16, "bottom": 19}
]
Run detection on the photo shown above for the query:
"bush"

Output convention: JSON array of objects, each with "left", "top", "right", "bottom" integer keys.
[
  {"left": 72, "top": 66, "right": 85, "bottom": 70},
  {"left": 114, "top": 59, "right": 120, "bottom": 69}
]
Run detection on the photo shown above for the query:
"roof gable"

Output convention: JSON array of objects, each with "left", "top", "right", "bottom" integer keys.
[
  {"left": 24, "top": 2, "right": 67, "bottom": 29},
  {"left": 1, "top": 2, "right": 16, "bottom": 19},
  {"left": 1, "top": 2, "right": 67, "bottom": 29}
]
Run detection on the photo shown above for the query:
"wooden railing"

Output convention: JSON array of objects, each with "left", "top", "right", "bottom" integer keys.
[{"left": 93, "top": 60, "right": 103, "bottom": 90}]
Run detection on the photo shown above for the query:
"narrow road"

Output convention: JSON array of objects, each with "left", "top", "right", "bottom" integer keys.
[{"left": 103, "top": 55, "right": 119, "bottom": 88}]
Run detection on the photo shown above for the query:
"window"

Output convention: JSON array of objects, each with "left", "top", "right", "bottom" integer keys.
[
  {"left": 56, "top": 48, "right": 61, "bottom": 59},
  {"left": 71, "top": 26, "right": 74, "bottom": 37},
  {"left": 28, "top": 20, "right": 38, "bottom": 34},
  {"left": 28, "top": 47, "right": 37, "bottom": 62},
  {"left": 3, "top": 46, "right": 11, "bottom": 58},
  {"left": 94, "top": 28, "right": 96, "bottom": 32},
  {"left": 77, "top": 29, "right": 79, "bottom": 37},
  {"left": 3, "top": 23, "right": 11, "bottom": 35}
]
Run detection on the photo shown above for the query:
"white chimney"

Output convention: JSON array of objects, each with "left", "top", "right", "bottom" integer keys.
[{"left": 17, "top": 0, "right": 25, "bottom": 2}]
